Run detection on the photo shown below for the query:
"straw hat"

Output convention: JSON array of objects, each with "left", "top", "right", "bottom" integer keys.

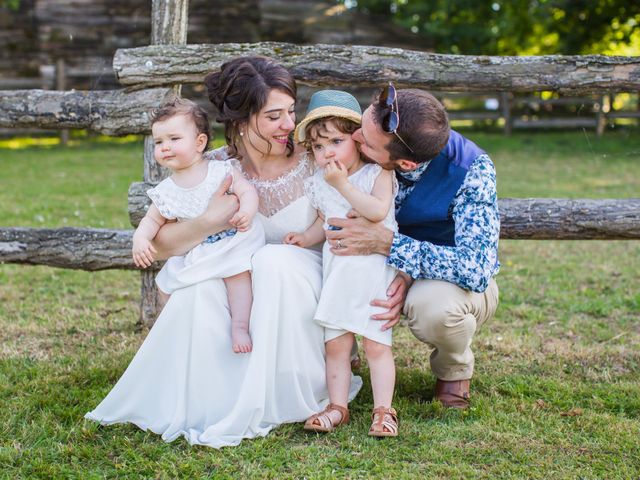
[{"left": 294, "top": 90, "right": 362, "bottom": 142}]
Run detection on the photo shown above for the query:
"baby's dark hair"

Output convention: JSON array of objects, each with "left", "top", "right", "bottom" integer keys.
[{"left": 150, "top": 97, "right": 211, "bottom": 147}]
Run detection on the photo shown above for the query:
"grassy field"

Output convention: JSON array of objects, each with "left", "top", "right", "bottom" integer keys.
[{"left": 1, "top": 130, "right": 639, "bottom": 478}]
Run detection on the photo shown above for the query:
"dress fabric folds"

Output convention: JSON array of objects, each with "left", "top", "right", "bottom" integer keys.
[
  {"left": 85, "top": 152, "right": 362, "bottom": 448},
  {"left": 305, "top": 163, "right": 398, "bottom": 346}
]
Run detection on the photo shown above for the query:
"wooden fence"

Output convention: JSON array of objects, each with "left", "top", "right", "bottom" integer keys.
[
  {"left": 1, "top": 0, "right": 639, "bottom": 325},
  {"left": 438, "top": 92, "right": 639, "bottom": 136}
]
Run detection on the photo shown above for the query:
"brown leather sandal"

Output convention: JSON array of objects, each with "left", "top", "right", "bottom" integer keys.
[
  {"left": 304, "top": 403, "right": 350, "bottom": 433},
  {"left": 368, "top": 406, "right": 399, "bottom": 437}
]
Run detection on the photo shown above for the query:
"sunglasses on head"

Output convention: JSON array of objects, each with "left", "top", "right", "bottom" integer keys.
[{"left": 379, "top": 82, "right": 414, "bottom": 154}]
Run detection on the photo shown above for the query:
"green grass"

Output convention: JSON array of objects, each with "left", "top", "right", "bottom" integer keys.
[{"left": 1, "top": 130, "right": 639, "bottom": 478}]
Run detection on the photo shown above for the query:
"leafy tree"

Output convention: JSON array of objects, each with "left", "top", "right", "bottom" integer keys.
[
  {"left": 340, "top": 0, "right": 640, "bottom": 55},
  {"left": 0, "top": 0, "right": 21, "bottom": 11}
]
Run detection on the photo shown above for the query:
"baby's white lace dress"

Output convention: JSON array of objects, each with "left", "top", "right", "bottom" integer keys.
[{"left": 147, "top": 159, "right": 265, "bottom": 294}]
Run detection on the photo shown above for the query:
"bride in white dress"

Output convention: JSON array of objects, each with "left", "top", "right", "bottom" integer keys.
[{"left": 85, "top": 57, "right": 362, "bottom": 448}]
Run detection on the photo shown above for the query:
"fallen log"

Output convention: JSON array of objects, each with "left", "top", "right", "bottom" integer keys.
[
  {"left": 2, "top": 197, "right": 638, "bottom": 271},
  {"left": 0, "top": 88, "right": 171, "bottom": 135},
  {"left": 0, "top": 227, "right": 135, "bottom": 270},
  {"left": 497, "top": 198, "right": 640, "bottom": 239},
  {"left": 113, "top": 43, "right": 640, "bottom": 94},
  {"left": 123, "top": 184, "right": 640, "bottom": 239}
]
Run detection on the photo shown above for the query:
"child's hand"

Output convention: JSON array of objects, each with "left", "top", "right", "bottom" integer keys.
[
  {"left": 323, "top": 159, "right": 348, "bottom": 189},
  {"left": 229, "top": 210, "right": 252, "bottom": 232},
  {"left": 283, "top": 232, "right": 306, "bottom": 247},
  {"left": 132, "top": 238, "right": 157, "bottom": 268}
]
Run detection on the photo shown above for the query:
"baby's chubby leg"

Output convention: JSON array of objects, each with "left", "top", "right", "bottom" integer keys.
[{"left": 224, "top": 271, "right": 253, "bottom": 354}]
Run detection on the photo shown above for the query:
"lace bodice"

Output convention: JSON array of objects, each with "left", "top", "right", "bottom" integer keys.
[
  {"left": 206, "top": 148, "right": 314, "bottom": 217},
  {"left": 305, "top": 163, "right": 398, "bottom": 231},
  {"left": 147, "top": 160, "right": 232, "bottom": 221},
  {"left": 205, "top": 147, "right": 318, "bottom": 244}
]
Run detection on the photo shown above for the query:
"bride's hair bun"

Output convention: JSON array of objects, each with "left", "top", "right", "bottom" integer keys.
[
  {"left": 203, "top": 70, "right": 225, "bottom": 112},
  {"left": 203, "top": 56, "right": 297, "bottom": 159}
]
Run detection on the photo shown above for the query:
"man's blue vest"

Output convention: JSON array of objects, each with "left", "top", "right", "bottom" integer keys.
[{"left": 395, "top": 130, "right": 485, "bottom": 247}]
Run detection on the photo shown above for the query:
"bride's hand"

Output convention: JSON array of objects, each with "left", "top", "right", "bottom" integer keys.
[
  {"left": 151, "top": 175, "right": 240, "bottom": 259},
  {"left": 203, "top": 175, "right": 240, "bottom": 232}
]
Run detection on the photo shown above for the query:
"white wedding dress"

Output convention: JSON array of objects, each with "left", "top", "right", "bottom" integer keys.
[{"left": 85, "top": 150, "right": 362, "bottom": 448}]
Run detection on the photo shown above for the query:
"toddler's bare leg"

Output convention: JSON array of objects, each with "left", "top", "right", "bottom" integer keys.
[
  {"left": 325, "top": 333, "right": 354, "bottom": 423},
  {"left": 224, "top": 271, "right": 253, "bottom": 353},
  {"left": 363, "top": 338, "right": 395, "bottom": 408}
]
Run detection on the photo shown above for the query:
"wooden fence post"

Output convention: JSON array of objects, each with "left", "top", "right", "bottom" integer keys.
[
  {"left": 501, "top": 92, "right": 512, "bottom": 136},
  {"left": 596, "top": 95, "right": 606, "bottom": 137},
  {"left": 139, "top": 0, "right": 190, "bottom": 327},
  {"left": 56, "top": 59, "right": 69, "bottom": 145}
]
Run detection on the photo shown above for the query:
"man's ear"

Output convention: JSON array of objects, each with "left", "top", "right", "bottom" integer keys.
[
  {"left": 196, "top": 133, "right": 208, "bottom": 152},
  {"left": 395, "top": 158, "right": 419, "bottom": 171}
]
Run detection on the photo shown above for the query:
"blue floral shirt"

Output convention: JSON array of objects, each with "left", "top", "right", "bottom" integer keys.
[{"left": 388, "top": 154, "right": 500, "bottom": 293}]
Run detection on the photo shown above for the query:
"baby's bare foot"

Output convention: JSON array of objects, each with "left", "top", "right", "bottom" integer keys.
[{"left": 232, "top": 326, "right": 252, "bottom": 354}]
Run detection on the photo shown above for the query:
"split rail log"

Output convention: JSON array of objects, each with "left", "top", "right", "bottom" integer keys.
[
  {"left": 0, "top": 88, "right": 170, "bottom": 135},
  {"left": 113, "top": 43, "right": 640, "bottom": 93},
  {"left": 0, "top": 228, "right": 132, "bottom": 270},
  {"left": 127, "top": 190, "right": 640, "bottom": 239},
  {"left": 2, "top": 198, "right": 639, "bottom": 272},
  {"left": 497, "top": 198, "right": 640, "bottom": 239}
]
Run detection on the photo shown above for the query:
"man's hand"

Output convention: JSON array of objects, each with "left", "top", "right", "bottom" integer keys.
[
  {"left": 371, "top": 272, "right": 413, "bottom": 331},
  {"left": 323, "top": 159, "right": 349, "bottom": 189},
  {"left": 325, "top": 214, "right": 394, "bottom": 256}
]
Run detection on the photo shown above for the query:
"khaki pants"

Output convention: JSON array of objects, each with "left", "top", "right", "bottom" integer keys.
[{"left": 403, "top": 278, "right": 499, "bottom": 381}]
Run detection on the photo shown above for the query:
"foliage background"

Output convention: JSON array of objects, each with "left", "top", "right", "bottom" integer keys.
[{"left": 341, "top": 0, "right": 640, "bottom": 55}]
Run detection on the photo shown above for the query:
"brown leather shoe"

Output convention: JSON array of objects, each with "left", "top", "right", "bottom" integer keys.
[{"left": 435, "top": 379, "right": 471, "bottom": 409}]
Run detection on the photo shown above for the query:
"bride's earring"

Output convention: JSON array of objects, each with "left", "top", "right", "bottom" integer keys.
[{"left": 239, "top": 131, "right": 244, "bottom": 137}]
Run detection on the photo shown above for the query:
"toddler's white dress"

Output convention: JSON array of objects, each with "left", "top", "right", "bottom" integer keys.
[
  {"left": 147, "top": 159, "right": 265, "bottom": 293},
  {"left": 305, "top": 162, "right": 398, "bottom": 346}
]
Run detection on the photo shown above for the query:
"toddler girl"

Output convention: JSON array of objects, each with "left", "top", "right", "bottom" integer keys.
[
  {"left": 132, "top": 98, "right": 264, "bottom": 353},
  {"left": 284, "top": 90, "right": 399, "bottom": 437}
]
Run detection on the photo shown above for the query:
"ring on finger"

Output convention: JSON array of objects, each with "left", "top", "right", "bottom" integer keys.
[{"left": 336, "top": 239, "right": 343, "bottom": 249}]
